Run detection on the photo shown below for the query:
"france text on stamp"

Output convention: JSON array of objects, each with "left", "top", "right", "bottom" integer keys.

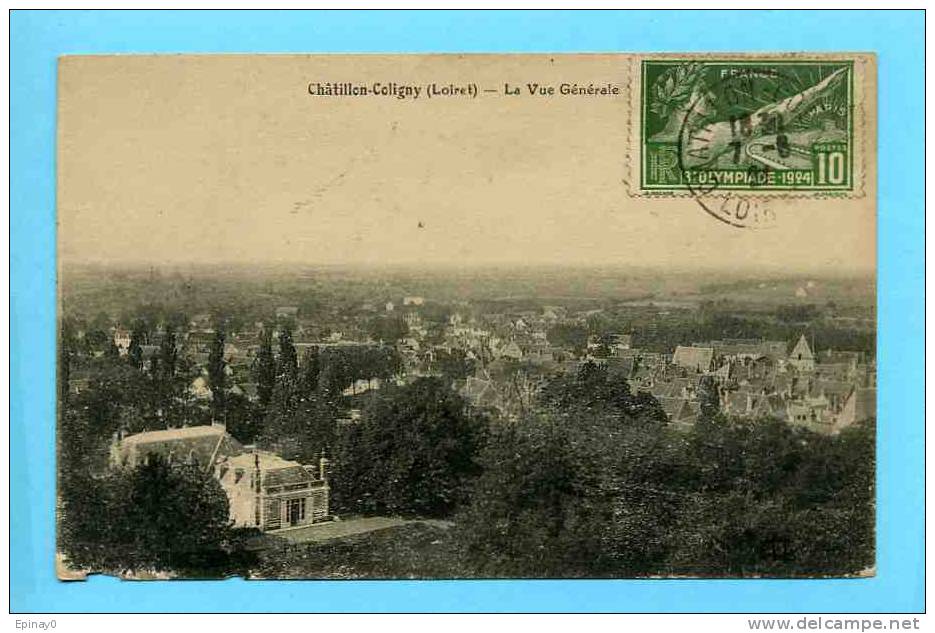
[{"left": 640, "top": 58, "right": 855, "bottom": 193}]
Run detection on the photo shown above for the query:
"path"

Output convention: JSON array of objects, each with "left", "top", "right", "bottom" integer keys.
[{"left": 274, "top": 516, "right": 452, "bottom": 544}]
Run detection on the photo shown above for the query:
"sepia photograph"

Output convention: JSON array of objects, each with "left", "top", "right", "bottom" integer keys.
[{"left": 55, "top": 53, "right": 877, "bottom": 581}]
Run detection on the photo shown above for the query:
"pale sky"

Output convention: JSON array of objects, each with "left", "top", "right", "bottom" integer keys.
[{"left": 57, "top": 55, "right": 875, "bottom": 274}]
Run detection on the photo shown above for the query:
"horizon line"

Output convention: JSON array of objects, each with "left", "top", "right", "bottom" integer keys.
[{"left": 58, "top": 259, "right": 876, "bottom": 277}]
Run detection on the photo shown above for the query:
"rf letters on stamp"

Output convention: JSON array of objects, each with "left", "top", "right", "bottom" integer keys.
[{"left": 56, "top": 54, "right": 877, "bottom": 580}]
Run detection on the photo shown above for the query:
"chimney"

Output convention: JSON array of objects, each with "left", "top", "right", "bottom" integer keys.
[
  {"left": 254, "top": 451, "right": 262, "bottom": 493},
  {"left": 319, "top": 450, "right": 330, "bottom": 482}
]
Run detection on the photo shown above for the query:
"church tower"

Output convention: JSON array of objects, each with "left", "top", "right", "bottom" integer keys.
[{"left": 788, "top": 334, "right": 816, "bottom": 372}]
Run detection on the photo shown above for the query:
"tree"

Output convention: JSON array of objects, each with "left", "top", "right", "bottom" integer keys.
[
  {"left": 317, "top": 349, "right": 351, "bottom": 397},
  {"left": 277, "top": 326, "right": 298, "bottom": 381},
  {"left": 258, "top": 375, "right": 299, "bottom": 459},
  {"left": 224, "top": 390, "right": 261, "bottom": 445},
  {"left": 104, "top": 338, "right": 121, "bottom": 359},
  {"left": 332, "top": 377, "right": 488, "bottom": 518},
  {"left": 292, "top": 388, "right": 340, "bottom": 464},
  {"left": 123, "top": 455, "right": 234, "bottom": 572},
  {"left": 159, "top": 324, "right": 178, "bottom": 381},
  {"left": 666, "top": 416, "right": 876, "bottom": 576},
  {"left": 698, "top": 374, "right": 720, "bottom": 421},
  {"left": 458, "top": 361, "right": 877, "bottom": 578},
  {"left": 127, "top": 325, "right": 145, "bottom": 370},
  {"left": 253, "top": 327, "right": 276, "bottom": 409},
  {"left": 76, "top": 354, "right": 148, "bottom": 438},
  {"left": 207, "top": 326, "right": 227, "bottom": 421},
  {"left": 298, "top": 347, "right": 321, "bottom": 398},
  {"left": 59, "top": 323, "right": 74, "bottom": 406},
  {"left": 456, "top": 409, "right": 681, "bottom": 578},
  {"left": 59, "top": 455, "right": 249, "bottom": 575},
  {"left": 455, "top": 415, "right": 605, "bottom": 577},
  {"left": 546, "top": 323, "right": 589, "bottom": 353},
  {"left": 369, "top": 315, "right": 409, "bottom": 344},
  {"left": 540, "top": 361, "right": 667, "bottom": 426},
  {"left": 435, "top": 348, "right": 475, "bottom": 382}
]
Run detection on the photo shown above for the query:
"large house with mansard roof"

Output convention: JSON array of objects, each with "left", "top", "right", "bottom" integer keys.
[{"left": 110, "top": 424, "right": 330, "bottom": 532}]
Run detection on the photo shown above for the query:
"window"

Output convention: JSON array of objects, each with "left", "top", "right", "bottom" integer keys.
[{"left": 287, "top": 498, "right": 306, "bottom": 525}]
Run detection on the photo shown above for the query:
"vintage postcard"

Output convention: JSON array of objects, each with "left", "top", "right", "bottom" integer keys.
[{"left": 56, "top": 54, "right": 876, "bottom": 580}]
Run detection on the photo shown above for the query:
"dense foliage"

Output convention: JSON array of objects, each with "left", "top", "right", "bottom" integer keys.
[
  {"left": 331, "top": 377, "right": 489, "bottom": 518},
  {"left": 455, "top": 365, "right": 875, "bottom": 577},
  {"left": 58, "top": 455, "right": 254, "bottom": 576},
  {"left": 618, "top": 309, "right": 874, "bottom": 356}
]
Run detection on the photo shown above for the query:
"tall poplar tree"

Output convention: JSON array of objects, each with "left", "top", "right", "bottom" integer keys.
[
  {"left": 298, "top": 347, "right": 321, "bottom": 398},
  {"left": 207, "top": 326, "right": 227, "bottom": 421},
  {"left": 127, "top": 322, "right": 146, "bottom": 370},
  {"left": 277, "top": 326, "right": 298, "bottom": 380},
  {"left": 253, "top": 327, "right": 276, "bottom": 410},
  {"left": 159, "top": 324, "right": 177, "bottom": 380}
]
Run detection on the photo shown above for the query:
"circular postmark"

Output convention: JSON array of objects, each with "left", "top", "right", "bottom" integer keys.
[{"left": 673, "top": 66, "right": 813, "bottom": 229}]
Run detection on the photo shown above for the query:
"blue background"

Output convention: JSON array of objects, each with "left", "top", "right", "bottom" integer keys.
[{"left": 10, "top": 9, "right": 924, "bottom": 613}]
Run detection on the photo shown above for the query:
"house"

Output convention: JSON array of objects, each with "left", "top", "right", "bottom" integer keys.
[
  {"left": 837, "top": 387, "right": 875, "bottom": 430},
  {"left": 342, "top": 377, "right": 382, "bottom": 396},
  {"left": 224, "top": 342, "right": 249, "bottom": 364},
  {"left": 723, "top": 390, "right": 756, "bottom": 417},
  {"left": 787, "top": 395, "right": 834, "bottom": 433},
  {"left": 672, "top": 346, "right": 714, "bottom": 372},
  {"left": 111, "top": 426, "right": 331, "bottom": 532},
  {"left": 185, "top": 329, "right": 216, "bottom": 354},
  {"left": 813, "top": 379, "right": 854, "bottom": 410},
  {"left": 651, "top": 378, "right": 693, "bottom": 400},
  {"left": 656, "top": 396, "right": 696, "bottom": 429},
  {"left": 750, "top": 393, "right": 788, "bottom": 421},
  {"left": 68, "top": 377, "right": 91, "bottom": 395},
  {"left": 215, "top": 450, "right": 330, "bottom": 531},
  {"left": 139, "top": 344, "right": 160, "bottom": 371},
  {"left": 608, "top": 334, "right": 632, "bottom": 353},
  {"left": 113, "top": 328, "right": 131, "bottom": 356},
  {"left": 816, "top": 351, "right": 861, "bottom": 380},
  {"left": 110, "top": 424, "right": 243, "bottom": 471},
  {"left": 399, "top": 337, "right": 421, "bottom": 352},
  {"left": 459, "top": 376, "right": 499, "bottom": 411},
  {"left": 187, "top": 313, "right": 214, "bottom": 330},
  {"left": 710, "top": 362, "right": 731, "bottom": 381},
  {"left": 275, "top": 306, "right": 299, "bottom": 320},
  {"left": 542, "top": 306, "right": 567, "bottom": 320},
  {"left": 788, "top": 335, "right": 816, "bottom": 372},
  {"left": 189, "top": 376, "right": 212, "bottom": 400},
  {"left": 697, "top": 339, "right": 788, "bottom": 362},
  {"left": 498, "top": 340, "right": 524, "bottom": 361}
]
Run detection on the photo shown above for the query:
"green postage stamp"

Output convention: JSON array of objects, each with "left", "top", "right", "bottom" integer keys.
[{"left": 640, "top": 58, "right": 857, "bottom": 193}]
